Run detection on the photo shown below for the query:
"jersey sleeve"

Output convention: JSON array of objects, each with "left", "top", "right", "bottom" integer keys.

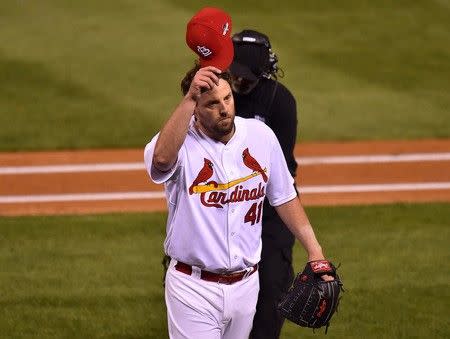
[
  {"left": 144, "top": 133, "right": 184, "bottom": 184},
  {"left": 265, "top": 130, "right": 297, "bottom": 206}
]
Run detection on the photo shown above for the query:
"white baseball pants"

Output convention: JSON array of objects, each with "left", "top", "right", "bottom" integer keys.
[{"left": 165, "top": 259, "right": 260, "bottom": 339}]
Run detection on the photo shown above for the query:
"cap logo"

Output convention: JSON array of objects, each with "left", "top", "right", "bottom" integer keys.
[
  {"left": 242, "top": 36, "right": 256, "bottom": 42},
  {"left": 222, "top": 22, "right": 229, "bottom": 36},
  {"left": 197, "top": 45, "right": 212, "bottom": 57}
]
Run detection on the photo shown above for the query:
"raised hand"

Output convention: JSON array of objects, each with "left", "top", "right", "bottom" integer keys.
[{"left": 187, "top": 66, "right": 222, "bottom": 101}]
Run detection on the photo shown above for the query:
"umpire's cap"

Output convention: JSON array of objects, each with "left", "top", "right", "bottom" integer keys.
[{"left": 230, "top": 30, "right": 272, "bottom": 81}]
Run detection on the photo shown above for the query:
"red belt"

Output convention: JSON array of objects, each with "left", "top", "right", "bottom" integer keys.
[{"left": 175, "top": 261, "right": 258, "bottom": 285}]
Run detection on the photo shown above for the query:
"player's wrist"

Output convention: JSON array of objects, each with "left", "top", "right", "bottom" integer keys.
[
  {"left": 184, "top": 92, "right": 199, "bottom": 104},
  {"left": 307, "top": 246, "right": 324, "bottom": 262},
  {"left": 181, "top": 95, "right": 197, "bottom": 114}
]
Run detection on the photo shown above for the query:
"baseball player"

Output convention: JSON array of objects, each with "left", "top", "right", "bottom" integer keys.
[{"left": 144, "top": 7, "right": 332, "bottom": 339}]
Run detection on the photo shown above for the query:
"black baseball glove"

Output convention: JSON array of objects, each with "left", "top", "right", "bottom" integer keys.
[{"left": 277, "top": 260, "right": 343, "bottom": 333}]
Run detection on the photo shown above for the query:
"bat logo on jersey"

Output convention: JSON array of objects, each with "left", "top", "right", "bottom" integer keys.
[{"left": 189, "top": 149, "right": 268, "bottom": 209}]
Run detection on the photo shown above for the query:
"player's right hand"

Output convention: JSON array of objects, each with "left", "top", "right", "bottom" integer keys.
[{"left": 187, "top": 66, "right": 221, "bottom": 101}]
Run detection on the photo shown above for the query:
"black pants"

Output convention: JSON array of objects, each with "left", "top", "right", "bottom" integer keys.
[{"left": 250, "top": 242, "right": 294, "bottom": 339}]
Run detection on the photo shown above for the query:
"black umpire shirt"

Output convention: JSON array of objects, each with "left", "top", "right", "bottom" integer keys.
[{"left": 233, "top": 78, "right": 298, "bottom": 249}]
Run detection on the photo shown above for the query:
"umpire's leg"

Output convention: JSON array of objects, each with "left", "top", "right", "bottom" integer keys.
[{"left": 250, "top": 242, "right": 294, "bottom": 339}]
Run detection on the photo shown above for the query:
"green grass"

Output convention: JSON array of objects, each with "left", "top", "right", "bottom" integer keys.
[
  {"left": 0, "top": 0, "right": 449, "bottom": 151},
  {"left": 0, "top": 213, "right": 168, "bottom": 338},
  {"left": 0, "top": 203, "right": 449, "bottom": 338}
]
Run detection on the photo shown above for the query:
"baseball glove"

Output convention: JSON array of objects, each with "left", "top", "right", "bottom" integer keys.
[{"left": 277, "top": 260, "right": 343, "bottom": 332}]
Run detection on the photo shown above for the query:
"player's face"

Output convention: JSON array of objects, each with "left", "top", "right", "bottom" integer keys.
[{"left": 195, "top": 79, "right": 236, "bottom": 143}]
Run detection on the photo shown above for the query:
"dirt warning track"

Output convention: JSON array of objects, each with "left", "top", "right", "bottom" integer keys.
[{"left": 1, "top": 139, "right": 449, "bottom": 216}]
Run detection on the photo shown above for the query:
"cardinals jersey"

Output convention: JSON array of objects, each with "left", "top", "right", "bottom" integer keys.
[{"left": 144, "top": 116, "right": 296, "bottom": 273}]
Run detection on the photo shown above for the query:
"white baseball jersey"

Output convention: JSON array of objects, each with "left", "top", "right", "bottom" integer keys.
[{"left": 144, "top": 116, "right": 296, "bottom": 273}]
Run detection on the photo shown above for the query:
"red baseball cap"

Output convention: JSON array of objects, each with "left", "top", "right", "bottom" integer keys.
[{"left": 186, "top": 7, "right": 234, "bottom": 71}]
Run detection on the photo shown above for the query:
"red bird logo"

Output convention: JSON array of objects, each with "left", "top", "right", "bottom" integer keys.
[
  {"left": 189, "top": 158, "right": 214, "bottom": 195},
  {"left": 242, "top": 148, "right": 268, "bottom": 183}
]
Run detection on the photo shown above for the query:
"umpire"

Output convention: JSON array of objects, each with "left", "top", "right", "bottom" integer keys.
[{"left": 230, "top": 29, "right": 298, "bottom": 339}]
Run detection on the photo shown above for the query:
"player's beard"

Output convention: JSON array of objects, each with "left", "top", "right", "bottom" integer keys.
[
  {"left": 213, "top": 115, "right": 235, "bottom": 137},
  {"left": 217, "top": 114, "right": 234, "bottom": 131},
  {"left": 195, "top": 110, "right": 235, "bottom": 142}
]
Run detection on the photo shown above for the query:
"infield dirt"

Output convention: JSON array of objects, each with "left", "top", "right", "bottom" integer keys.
[{"left": 1, "top": 139, "right": 449, "bottom": 216}]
